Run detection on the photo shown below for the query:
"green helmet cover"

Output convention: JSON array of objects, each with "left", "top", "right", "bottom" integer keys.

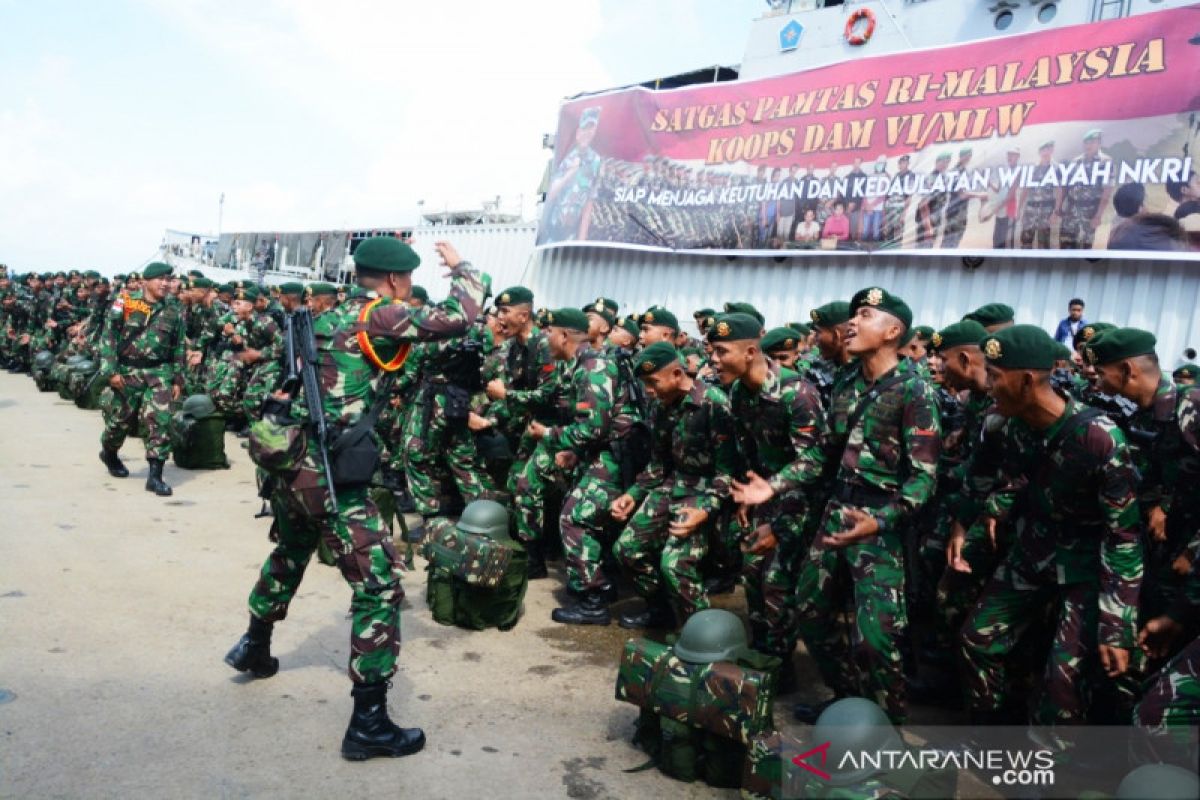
[
  {"left": 181, "top": 394, "right": 218, "bottom": 419},
  {"left": 456, "top": 499, "right": 510, "bottom": 542},
  {"left": 673, "top": 608, "right": 748, "bottom": 664},
  {"left": 1116, "top": 764, "right": 1200, "bottom": 800},
  {"left": 33, "top": 351, "right": 54, "bottom": 372},
  {"left": 814, "top": 698, "right": 905, "bottom": 786}
]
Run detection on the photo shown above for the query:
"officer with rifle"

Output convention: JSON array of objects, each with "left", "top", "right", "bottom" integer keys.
[{"left": 226, "top": 237, "right": 487, "bottom": 761}]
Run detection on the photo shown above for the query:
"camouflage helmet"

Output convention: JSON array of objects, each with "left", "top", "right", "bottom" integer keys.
[
  {"left": 73, "top": 359, "right": 96, "bottom": 374},
  {"left": 456, "top": 499, "right": 510, "bottom": 542},
  {"left": 180, "top": 394, "right": 217, "bottom": 419},
  {"left": 814, "top": 698, "right": 905, "bottom": 786},
  {"left": 673, "top": 609, "right": 748, "bottom": 664},
  {"left": 65, "top": 354, "right": 88, "bottom": 369},
  {"left": 32, "top": 350, "right": 54, "bottom": 372},
  {"left": 1116, "top": 764, "right": 1200, "bottom": 799}
]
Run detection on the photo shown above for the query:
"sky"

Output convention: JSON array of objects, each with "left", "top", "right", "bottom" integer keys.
[{"left": 0, "top": 0, "right": 756, "bottom": 272}]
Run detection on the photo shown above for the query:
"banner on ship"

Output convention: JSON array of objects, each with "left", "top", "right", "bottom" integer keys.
[{"left": 537, "top": 5, "right": 1200, "bottom": 259}]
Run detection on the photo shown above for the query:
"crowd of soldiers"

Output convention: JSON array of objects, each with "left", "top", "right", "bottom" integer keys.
[{"left": 3, "top": 245, "right": 1200, "bottom": 773}]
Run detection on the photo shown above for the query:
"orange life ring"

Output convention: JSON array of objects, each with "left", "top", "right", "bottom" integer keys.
[{"left": 845, "top": 8, "right": 876, "bottom": 46}]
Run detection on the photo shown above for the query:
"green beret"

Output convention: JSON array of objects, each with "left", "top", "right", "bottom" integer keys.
[
  {"left": 1053, "top": 342, "right": 1074, "bottom": 361},
  {"left": 584, "top": 297, "right": 618, "bottom": 326},
  {"left": 707, "top": 312, "right": 762, "bottom": 343},
  {"left": 810, "top": 301, "right": 851, "bottom": 329},
  {"left": 680, "top": 346, "right": 703, "bottom": 359},
  {"left": 850, "top": 286, "right": 913, "bottom": 329},
  {"left": 786, "top": 322, "right": 812, "bottom": 336},
  {"left": 544, "top": 307, "right": 589, "bottom": 333},
  {"left": 723, "top": 301, "right": 764, "bottom": 326},
  {"left": 616, "top": 314, "right": 641, "bottom": 338},
  {"left": 234, "top": 284, "right": 261, "bottom": 302},
  {"left": 278, "top": 282, "right": 304, "bottom": 297},
  {"left": 192, "top": 277, "right": 215, "bottom": 289},
  {"left": 1039, "top": 140, "right": 1055, "bottom": 150},
  {"left": 115, "top": 274, "right": 127, "bottom": 281},
  {"left": 347, "top": 286, "right": 370, "bottom": 299},
  {"left": 1083, "top": 128, "right": 1102, "bottom": 141},
  {"left": 1072, "top": 322, "right": 1116, "bottom": 350},
  {"left": 693, "top": 308, "right": 716, "bottom": 320},
  {"left": 217, "top": 283, "right": 235, "bottom": 294},
  {"left": 899, "top": 327, "right": 917, "bottom": 347},
  {"left": 84, "top": 270, "right": 100, "bottom": 278},
  {"left": 495, "top": 286, "right": 533, "bottom": 307},
  {"left": 632, "top": 342, "right": 681, "bottom": 376},
  {"left": 353, "top": 236, "right": 420, "bottom": 273},
  {"left": 188, "top": 270, "right": 204, "bottom": 278},
  {"left": 963, "top": 303, "right": 1015, "bottom": 327},
  {"left": 912, "top": 325, "right": 935, "bottom": 341},
  {"left": 640, "top": 307, "right": 679, "bottom": 332},
  {"left": 761, "top": 327, "right": 804, "bottom": 353},
  {"left": 981, "top": 324, "right": 1056, "bottom": 370},
  {"left": 304, "top": 282, "right": 338, "bottom": 298},
  {"left": 1082, "top": 327, "right": 1156, "bottom": 366},
  {"left": 931, "top": 320, "right": 988, "bottom": 352},
  {"left": 143, "top": 262, "right": 173, "bottom": 279},
  {"left": 410, "top": 285, "right": 429, "bottom": 303},
  {"left": 1173, "top": 363, "right": 1199, "bottom": 380}
]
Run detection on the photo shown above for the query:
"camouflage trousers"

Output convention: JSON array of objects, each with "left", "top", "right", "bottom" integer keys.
[
  {"left": 1058, "top": 206, "right": 1099, "bottom": 249},
  {"left": 100, "top": 369, "right": 175, "bottom": 460},
  {"left": 737, "top": 507, "right": 810, "bottom": 661},
  {"left": 207, "top": 357, "right": 245, "bottom": 418},
  {"left": 961, "top": 575, "right": 1136, "bottom": 724},
  {"left": 240, "top": 360, "right": 280, "bottom": 422},
  {"left": 248, "top": 454, "right": 404, "bottom": 685},
  {"left": 559, "top": 450, "right": 622, "bottom": 593},
  {"left": 1134, "top": 634, "right": 1200, "bottom": 767},
  {"left": 934, "top": 520, "right": 1004, "bottom": 652},
  {"left": 510, "top": 439, "right": 571, "bottom": 545},
  {"left": 182, "top": 360, "right": 208, "bottom": 397},
  {"left": 402, "top": 386, "right": 498, "bottom": 517},
  {"left": 612, "top": 487, "right": 710, "bottom": 618},
  {"left": 794, "top": 503, "right": 909, "bottom": 723}
]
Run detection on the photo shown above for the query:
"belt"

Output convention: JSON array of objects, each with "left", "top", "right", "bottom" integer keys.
[{"left": 834, "top": 482, "right": 893, "bottom": 509}]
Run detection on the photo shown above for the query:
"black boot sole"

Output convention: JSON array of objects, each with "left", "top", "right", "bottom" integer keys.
[
  {"left": 550, "top": 610, "right": 611, "bottom": 626},
  {"left": 341, "top": 732, "right": 426, "bottom": 761},
  {"left": 224, "top": 639, "right": 279, "bottom": 678},
  {"left": 99, "top": 451, "right": 129, "bottom": 478},
  {"left": 146, "top": 484, "right": 173, "bottom": 497}
]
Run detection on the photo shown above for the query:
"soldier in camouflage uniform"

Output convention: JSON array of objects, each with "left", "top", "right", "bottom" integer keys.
[
  {"left": 238, "top": 286, "right": 285, "bottom": 423},
  {"left": 1088, "top": 329, "right": 1200, "bottom": 621},
  {"left": 226, "top": 237, "right": 486, "bottom": 760},
  {"left": 790, "top": 288, "right": 941, "bottom": 724},
  {"left": 543, "top": 106, "right": 602, "bottom": 242},
  {"left": 610, "top": 342, "right": 739, "bottom": 627},
  {"left": 1018, "top": 140, "right": 1061, "bottom": 249},
  {"left": 712, "top": 314, "right": 826, "bottom": 685},
  {"left": 541, "top": 308, "right": 642, "bottom": 626},
  {"left": 1059, "top": 129, "right": 1114, "bottom": 250},
  {"left": 207, "top": 284, "right": 270, "bottom": 430},
  {"left": 97, "top": 262, "right": 186, "bottom": 496},
  {"left": 961, "top": 325, "right": 1142, "bottom": 726}
]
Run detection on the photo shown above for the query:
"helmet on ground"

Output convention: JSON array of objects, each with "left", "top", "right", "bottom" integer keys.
[
  {"left": 181, "top": 394, "right": 217, "bottom": 419},
  {"left": 1116, "top": 764, "right": 1200, "bottom": 800},
  {"left": 673, "top": 608, "right": 748, "bottom": 664},
  {"left": 33, "top": 351, "right": 54, "bottom": 371},
  {"left": 456, "top": 499, "right": 510, "bottom": 541},
  {"left": 814, "top": 697, "right": 905, "bottom": 786}
]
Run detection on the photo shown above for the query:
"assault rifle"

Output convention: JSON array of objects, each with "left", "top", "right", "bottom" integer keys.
[{"left": 279, "top": 308, "right": 338, "bottom": 509}]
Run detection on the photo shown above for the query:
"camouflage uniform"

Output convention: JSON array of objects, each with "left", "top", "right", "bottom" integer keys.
[
  {"left": 960, "top": 399, "right": 1142, "bottom": 724},
  {"left": 613, "top": 380, "right": 738, "bottom": 617},
  {"left": 794, "top": 364, "right": 941, "bottom": 722},
  {"left": 98, "top": 291, "right": 186, "bottom": 460},
  {"left": 247, "top": 263, "right": 486, "bottom": 685},
  {"left": 729, "top": 362, "right": 827, "bottom": 660},
  {"left": 1019, "top": 162, "right": 1058, "bottom": 248},
  {"left": 549, "top": 345, "right": 639, "bottom": 593},
  {"left": 1059, "top": 151, "right": 1112, "bottom": 249},
  {"left": 239, "top": 308, "right": 284, "bottom": 421},
  {"left": 400, "top": 331, "right": 499, "bottom": 517}
]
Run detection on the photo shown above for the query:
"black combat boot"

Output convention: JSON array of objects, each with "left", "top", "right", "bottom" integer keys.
[
  {"left": 99, "top": 448, "right": 129, "bottom": 478},
  {"left": 341, "top": 681, "right": 426, "bottom": 761},
  {"left": 551, "top": 589, "right": 611, "bottom": 626},
  {"left": 224, "top": 615, "right": 279, "bottom": 678},
  {"left": 145, "top": 458, "right": 172, "bottom": 496},
  {"left": 524, "top": 540, "right": 548, "bottom": 580},
  {"left": 618, "top": 594, "right": 676, "bottom": 630}
]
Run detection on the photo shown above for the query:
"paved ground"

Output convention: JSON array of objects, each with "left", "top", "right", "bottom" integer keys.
[{"left": 1, "top": 374, "right": 775, "bottom": 799}]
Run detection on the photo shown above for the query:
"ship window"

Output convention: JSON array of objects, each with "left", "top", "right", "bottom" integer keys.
[
  {"left": 1037, "top": 3, "right": 1057, "bottom": 22},
  {"left": 994, "top": 10, "right": 1014, "bottom": 30}
]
